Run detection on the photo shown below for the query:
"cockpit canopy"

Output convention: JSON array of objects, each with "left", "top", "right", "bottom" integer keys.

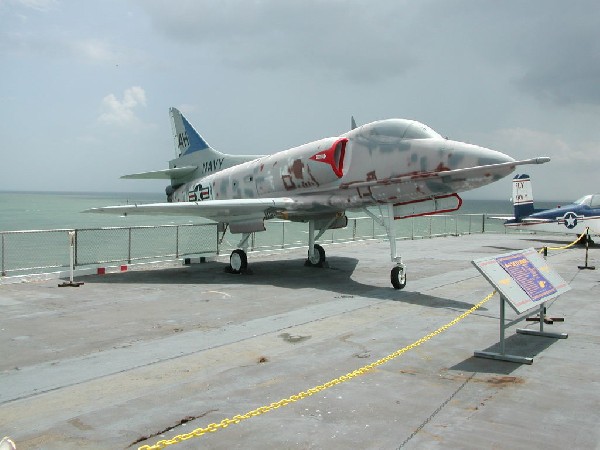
[
  {"left": 367, "top": 119, "right": 442, "bottom": 140},
  {"left": 573, "top": 194, "right": 600, "bottom": 208}
]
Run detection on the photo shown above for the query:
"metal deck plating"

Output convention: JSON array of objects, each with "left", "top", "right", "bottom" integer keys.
[{"left": 0, "top": 233, "right": 598, "bottom": 449}]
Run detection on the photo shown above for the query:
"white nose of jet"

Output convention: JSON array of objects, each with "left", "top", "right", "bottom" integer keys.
[
  {"left": 478, "top": 146, "right": 516, "bottom": 166},
  {"left": 452, "top": 141, "right": 516, "bottom": 167}
]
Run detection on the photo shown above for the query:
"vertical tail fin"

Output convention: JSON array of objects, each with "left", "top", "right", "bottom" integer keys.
[
  {"left": 168, "top": 107, "right": 260, "bottom": 176},
  {"left": 170, "top": 107, "right": 215, "bottom": 157},
  {"left": 512, "top": 174, "right": 534, "bottom": 220}
]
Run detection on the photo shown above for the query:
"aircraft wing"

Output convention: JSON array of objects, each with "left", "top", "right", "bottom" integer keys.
[
  {"left": 520, "top": 217, "right": 554, "bottom": 223},
  {"left": 85, "top": 198, "right": 297, "bottom": 221},
  {"left": 120, "top": 166, "right": 197, "bottom": 180},
  {"left": 341, "top": 157, "right": 550, "bottom": 190},
  {"left": 489, "top": 216, "right": 553, "bottom": 223}
]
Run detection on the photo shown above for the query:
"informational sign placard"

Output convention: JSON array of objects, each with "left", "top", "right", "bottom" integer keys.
[{"left": 472, "top": 248, "right": 570, "bottom": 314}]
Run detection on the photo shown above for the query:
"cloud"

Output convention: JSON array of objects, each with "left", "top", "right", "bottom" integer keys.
[
  {"left": 70, "top": 38, "right": 120, "bottom": 64},
  {"left": 419, "top": 0, "right": 600, "bottom": 108},
  {"left": 480, "top": 127, "right": 600, "bottom": 168},
  {"left": 139, "top": 0, "right": 418, "bottom": 83},
  {"left": 98, "top": 86, "right": 147, "bottom": 127},
  {"left": 0, "top": 29, "right": 126, "bottom": 66},
  {"left": 6, "top": 0, "right": 58, "bottom": 12}
]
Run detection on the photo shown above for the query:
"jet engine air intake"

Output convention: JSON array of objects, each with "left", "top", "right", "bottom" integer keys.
[{"left": 310, "top": 138, "right": 347, "bottom": 178}]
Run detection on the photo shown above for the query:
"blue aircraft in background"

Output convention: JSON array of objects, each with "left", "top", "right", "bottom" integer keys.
[{"left": 500, "top": 174, "right": 600, "bottom": 240}]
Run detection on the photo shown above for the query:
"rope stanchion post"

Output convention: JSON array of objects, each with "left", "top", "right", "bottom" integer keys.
[{"left": 578, "top": 227, "right": 595, "bottom": 270}]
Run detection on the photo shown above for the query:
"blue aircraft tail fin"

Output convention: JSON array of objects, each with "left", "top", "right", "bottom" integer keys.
[
  {"left": 512, "top": 174, "right": 534, "bottom": 220},
  {"left": 167, "top": 107, "right": 262, "bottom": 178},
  {"left": 170, "top": 107, "right": 214, "bottom": 157}
]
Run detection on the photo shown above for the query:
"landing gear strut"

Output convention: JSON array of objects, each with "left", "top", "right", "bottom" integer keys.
[
  {"left": 363, "top": 203, "right": 408, "bottom": 290},
  {"left": 305, "top": 219, "right": 333, "bottom": 267}
]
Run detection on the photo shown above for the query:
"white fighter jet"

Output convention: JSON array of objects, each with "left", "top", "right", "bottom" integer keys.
[{"left": 87, "top": 108, "right": 550, "bottom": 289}]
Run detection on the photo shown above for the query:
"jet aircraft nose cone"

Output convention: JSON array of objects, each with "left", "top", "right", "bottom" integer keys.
[
  {"left": 449, "top": 141, "right": 515, "bottom": 168},
  {"left": 476, "top": 146, "right": 515, "bottom": 166}
]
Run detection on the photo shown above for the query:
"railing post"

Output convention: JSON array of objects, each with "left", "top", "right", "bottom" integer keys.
[
  {"left": 128, "top": 227, "right": 132, "bottom": 264},
  {"left": 482, "top": 214, "right": 486, "bottom": 233},
  {"left": 1, "top": 233, "right": 5, "bottom": 276},
  {"left": 353, "top": 219, "right": 357, "bottom": 241},
  {"left": 175, "top": 226, "right": 180, "bottom": 258},
  {"left": 74, "top": 229, "right": 78, "bottom": 267}
]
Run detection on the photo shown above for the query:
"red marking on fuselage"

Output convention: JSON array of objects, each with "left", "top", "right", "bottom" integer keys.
[{"left": 291, "top": 159, "right": 304, "bottom": 179}]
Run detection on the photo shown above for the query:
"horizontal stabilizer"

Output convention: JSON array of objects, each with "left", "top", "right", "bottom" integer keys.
[{"left": 120, "top": 166, "right": 197, "bottom": 180}]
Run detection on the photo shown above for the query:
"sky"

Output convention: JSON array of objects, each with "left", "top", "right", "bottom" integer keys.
[{"left": 1, "top": 0, "right": 599, "bottom": 201}]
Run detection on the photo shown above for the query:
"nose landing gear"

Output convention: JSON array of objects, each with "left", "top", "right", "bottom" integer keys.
[{"left": 391, "top": 263, "right": 407, "bottom": 290}]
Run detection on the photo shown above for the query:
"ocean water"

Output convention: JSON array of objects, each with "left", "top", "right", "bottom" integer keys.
[
  {"left": 0, "top": 191, "right": 198, "bottom": 232},
  {"left": 0, "top": 191, "right": 564, "bottom": 232}
]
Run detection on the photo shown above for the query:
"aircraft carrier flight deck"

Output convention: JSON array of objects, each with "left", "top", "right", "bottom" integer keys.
[{"left": 1, "top": 233, "right": 598, "bottom": 449}]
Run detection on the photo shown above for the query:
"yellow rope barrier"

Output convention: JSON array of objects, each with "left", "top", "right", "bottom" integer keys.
[
  {"left": 139, "top": 291, "right": 497, "bottom": 449},
  {"left": 539, "top": 227, "right": 589, "bottom": 252}
]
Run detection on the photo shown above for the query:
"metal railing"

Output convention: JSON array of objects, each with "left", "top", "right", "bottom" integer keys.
[{"left": 1, "top": 214, "right": 508, "bottom": 277}]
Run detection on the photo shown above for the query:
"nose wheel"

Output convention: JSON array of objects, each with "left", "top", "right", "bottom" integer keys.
[{"left": 391, "top": 265, "right": 407, "bottom": 290}]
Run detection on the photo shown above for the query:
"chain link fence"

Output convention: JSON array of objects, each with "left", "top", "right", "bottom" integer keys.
[{"left": 1, "top": 214, "right": 507, "bottom": 277}]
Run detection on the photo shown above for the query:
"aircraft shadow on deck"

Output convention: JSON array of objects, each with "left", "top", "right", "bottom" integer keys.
[
  {"left": 81, "top": 256, "right": 482, "bottom": 311},
  {"left": 450, "top": 332, "right": 561, "bottom": 375}
]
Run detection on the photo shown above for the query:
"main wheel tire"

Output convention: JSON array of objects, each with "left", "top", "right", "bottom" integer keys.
[
  {"left": 391, "top": 266, "right": 407, "bottom": 290},
  {"left": 229, "top": 249, "right": 248, "bottom": 274},
  {"left": 306, "top": 244, "right": 326, "bottom": 267}
]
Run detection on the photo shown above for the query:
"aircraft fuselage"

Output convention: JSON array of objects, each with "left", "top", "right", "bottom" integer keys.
[
  {"left": 173, "top": 119, "right": 514, "bottom": 218},
  {"left": 506, "top": 198, "right": 600, "bottom": 235}
]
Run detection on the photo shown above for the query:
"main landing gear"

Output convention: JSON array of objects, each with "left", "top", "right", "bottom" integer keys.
[
  {"left": 226, "top": 218, "right": 334, "bottom": 274},
  {"left": 229, "top": 248, "right": 248, "bottom": 273},
  {"left": 225, "top": 206, "right": 406, "bottom": 290},
  {"left": 227, "top": 233, "right": 250, "bottom": 274},
  {"left": 306, "top": 244, "right": 326, "bottom": 267},
  {"left": 305, "top": 219, "right": 329, "bottom": 267}
]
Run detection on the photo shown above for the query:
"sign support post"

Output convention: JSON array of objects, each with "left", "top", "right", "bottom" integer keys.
[
  {"left": 516, "top": 302, "right": 568, "bottom": 339},
  {"left": 472, "top": 248, "right": 570, "bottom": 364}
]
